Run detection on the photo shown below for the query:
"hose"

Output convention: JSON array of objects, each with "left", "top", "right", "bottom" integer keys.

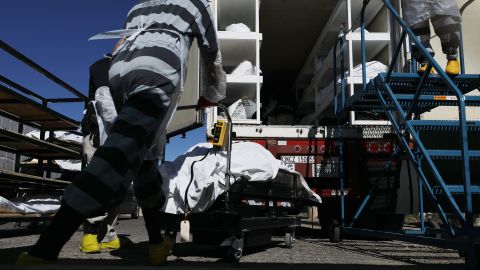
[
  {"left": 184, "top": 148, "right": 213, "bottom": 214},
  {"left": 460, "top": 0, "right": 476, "bottom": 14}
]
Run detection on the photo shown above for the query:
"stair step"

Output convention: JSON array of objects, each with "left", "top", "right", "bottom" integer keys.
[
  {"left": 347, "top": 94, "right": 480, "bottom": 114},
  {"left": 410, "top": 120, "right": 480, "bottom": 132},
  {"left": 377, "top": 73, "right": 480, "bottom": 95},
  {"left": 425, "top": 150, "right": 480, "bottom": 160},
  {"left": 394, "top": 94, "right": 480, "bottom": 105},
  {"left": 432, "top": 185, "right": 480, "bottom": 195},
  {"left": 349, "top": 73, "right": 480, "bottom": 113}
]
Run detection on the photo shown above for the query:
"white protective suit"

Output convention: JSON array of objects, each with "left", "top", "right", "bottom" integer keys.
[{"left": 401, "top": 0, "right": 461, "bottom": 26}]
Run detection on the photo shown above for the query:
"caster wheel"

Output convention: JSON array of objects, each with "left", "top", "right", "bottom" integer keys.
[
  {"left": 226, "top": 247, "right": 243, "bottom": 262},
  {"left": 131, "top": 206, "right": 140, "bottom": 219},
  {"left": 426, "top": 219, "right": 441, "bottom": 239},
  {"left": 328, "top": 219, "right": 342, "bottom": 243},
  {"left": 285, "top": 231, "right": 296, "bottom": 249},
  {"left": 226, "top": 234, "right": 244, "bottom": 262}
]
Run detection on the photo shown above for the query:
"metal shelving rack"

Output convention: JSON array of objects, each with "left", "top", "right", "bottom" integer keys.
[
  {"left": 293, "top": 0, "right": 392, "bottom": 125},
  {"left": 0, "top": 40, "right": 86, "bottom": 219},
  {"left": 209, "top": 0, "right": 263, "bottom": 125}
]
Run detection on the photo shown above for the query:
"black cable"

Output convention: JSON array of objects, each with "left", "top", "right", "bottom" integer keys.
[
  {"left": 460, "top": 0, "right": 476, "bottom": 14},
  {"left": 184, "top": 148, "right": 213, "bottom": 214}
]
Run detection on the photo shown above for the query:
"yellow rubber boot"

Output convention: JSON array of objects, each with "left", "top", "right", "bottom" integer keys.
[
  {"left": 16, "top": 252, "right": 55, "bottom": 266},
  {"left": 446, "top": 59, "right": 460, "bottom": 75},
  {"left": 100, "top": 237, "right": 121, "bottom": 250},
  {"left": 418, "top": 63, "right": 435, "bottom": 74},
  {"left": 80, "top": 234, "right": 101, "bottom": 254},
  {"left": 148, "top": 237, "right": 175, "bottom": 266}
]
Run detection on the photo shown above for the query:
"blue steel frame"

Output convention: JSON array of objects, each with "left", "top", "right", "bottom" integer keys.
[
  {"left": 333, "top": 0, "right": 478, "bottom": 268},
  {"left": 333, "top": 31, "right": 346, "bottom": 226}
]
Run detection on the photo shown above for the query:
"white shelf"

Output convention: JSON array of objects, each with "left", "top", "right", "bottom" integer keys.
[
  {"left": 218, "top": 38, "right": 257, "bottom": 69},
  {"left": 350, "top": 37, "right": 390, "bottom": 67},
  {"left": 224, "top": 83, "right": 258, "bottom": 104},
  {"left": 346, "top": 32, "right": 390, "bottom": 41},
  {"left": 217, "top": 0, "right": 257, "bottom": 32},
  {"left": 218, "top": 31, "right": 262, "bottom": 40},
  {"left": 291, "top": 0, "right": 390, "bottom": 125},
  {"left": 231, "top": 119, "right": 260, "bottom": 125},
  {"left": 298, "top": 46, "right": 337, "bottom": 106},
  {"left": 227, "top": 75, "right": 263, "bottom": 84},
  {"left": 208, "top": 0, "right": 262, "bottom": 129},
  {"left": 352, "top": 120, "right": 391, "bottom": 126}
]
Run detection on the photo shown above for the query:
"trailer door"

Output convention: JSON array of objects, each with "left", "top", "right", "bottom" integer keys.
[{"left": 166, "top": 41, "right": 203, "bottom": 138}]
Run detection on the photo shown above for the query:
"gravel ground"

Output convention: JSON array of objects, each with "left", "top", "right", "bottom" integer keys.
[{"left": 0, "top": 217, "right": 467, "bottom": 269}]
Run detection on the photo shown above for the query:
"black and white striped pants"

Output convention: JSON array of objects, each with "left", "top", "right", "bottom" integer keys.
[
  {"left": 63, "top": 29, "right": 185, "bottom": 217},
  {"left": 64, "top": 89, "right": 170, "bottom": 217}
]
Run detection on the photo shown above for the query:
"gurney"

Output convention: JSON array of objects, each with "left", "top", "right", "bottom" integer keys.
[
  {"left": 90, "top": 97, "right": 321, "bottom": 260},
  {"left": 157, "top": 106, "right": 321, "bottom": 261},
  {"left": 159, "top": 168, "right": 318, "bottom": 261}
]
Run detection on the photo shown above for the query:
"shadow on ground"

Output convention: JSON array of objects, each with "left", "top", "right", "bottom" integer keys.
[{"left": 0, "top": 231, "right": 466, "bottom": 270}]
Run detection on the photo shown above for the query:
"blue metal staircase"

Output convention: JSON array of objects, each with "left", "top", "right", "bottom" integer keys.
[{"left": 333, "top": 1, "right": 480, "bottom": 268}]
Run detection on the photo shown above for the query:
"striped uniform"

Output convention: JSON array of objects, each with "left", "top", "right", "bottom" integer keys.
[{"left": 63, "top": 0, "right": 226, "bottom": 217}]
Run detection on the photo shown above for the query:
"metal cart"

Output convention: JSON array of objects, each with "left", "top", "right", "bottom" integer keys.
[{"left": 159, "top": 105, "right": 317, "bottom": 261}]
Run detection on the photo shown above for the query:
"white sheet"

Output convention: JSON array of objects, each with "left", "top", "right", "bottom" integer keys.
[
  {"left": 231, "top": 60, "right": 257, "bottom": 76},
  {"left": 25, "top": 130, "right": 83, "bottom": 171},
  {"left": 0, "top": 196, "right": 60, "bottom": 214},
  {"left": 26, "top": 130, "right": 82, "bottom": 144},
  {"left": 336, "top": 61, "right": 387, "bottom": 83},
  {"left": 351, "top": 61, "right": 387, "bottom": 79},
  {"left": 228, "top": 98, "right": 257, "bottom": 120},
  {"left": 225, "top": 23, "right": 251, "bottom": 32},
  {"left": 159, "top": 141, "right": 321, "bottom": 214}
]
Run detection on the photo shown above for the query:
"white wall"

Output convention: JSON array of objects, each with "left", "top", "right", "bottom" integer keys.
[{"left": 422, "top": 0, "right": 480, "bottom": 120}]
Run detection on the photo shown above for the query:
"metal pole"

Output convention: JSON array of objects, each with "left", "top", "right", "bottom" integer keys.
[
  {"left": 386, "top": 31, "right": 407, "bottom": 82},
  {"left": 0, "top": 40, "right": 87, "bottom": 100},
  {"left": 405, "top": 63, "right": 433, "bottom": 119},
  {"left": 340, "top": 35, "right": 346, "bottom": 110},
  {"left": 458, "top": 23, "right": 466, "bottom": 74},
  {"left": 217, "top": 104, "right": 232, "bottom": 212},
  {"left": 333, "top": 37, "right": 338, "bottom": 116},
  {"left": 361, "top": 0, "right": 371, "bottom": 92}
]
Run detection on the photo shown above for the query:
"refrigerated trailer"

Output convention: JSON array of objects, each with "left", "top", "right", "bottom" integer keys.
[
  {"left": 174, "top": 0, "right": 479, "bottom": 267},
  {"left": 199, "top": 0, "right": 411, "bottom": 233}
]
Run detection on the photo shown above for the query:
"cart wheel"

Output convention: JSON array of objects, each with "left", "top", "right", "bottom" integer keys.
[
  {"left": 226, "top": 235, "right": 244, "bottom": 262},
  {"left": 328, "top": 219, "right": 342, "bottom": 243},
  {"left": 426, "top": 219, "right": 441, "bottom": 239},
  {"left": 226, "top": 247, "right": 243, "bottom": 262},
  {"left": 131, "top": 206, "right": 140, "bottom": 219},
  {"left": 284, "top": 231, "right": 296, "bottom": 249}
]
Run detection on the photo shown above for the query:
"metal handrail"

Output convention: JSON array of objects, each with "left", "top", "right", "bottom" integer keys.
[
  {"left": 361, "top": 0, "right": 468, "bottom": 103},
  {"left": 332, "top": 30, "right": 347, "bottom": 226},
  {"left": 361, "top": 0, "right": 472, "bottom": 209},
  {"left": 333, "top": 31, "right": 346, "bottom": 116},
  {"left": 0, "top": 74, "right": 46, "bottom": 103},
  {"left": 360, "top": 0, "right": 371, "bottom": 92},
  {"left": 360, "top": 2, "right": 476, "bottom": 267},
  {"left": 216, "top": 104, "right": 233, "bottom": 212}
]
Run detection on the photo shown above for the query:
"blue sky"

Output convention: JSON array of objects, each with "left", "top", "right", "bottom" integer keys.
[{"left": 0, "top": 0, "right": 206, "bottom": 160}]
